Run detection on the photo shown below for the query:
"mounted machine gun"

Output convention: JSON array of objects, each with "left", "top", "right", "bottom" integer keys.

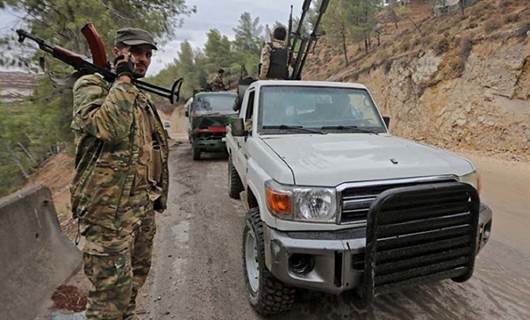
[{"left": 288, "top": 0, "right": 330, "bottom": 80}]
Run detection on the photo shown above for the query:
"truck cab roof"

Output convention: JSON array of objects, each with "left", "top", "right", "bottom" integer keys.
[{"left": 250, "top": 80, "right": 369, "bottom": 91}]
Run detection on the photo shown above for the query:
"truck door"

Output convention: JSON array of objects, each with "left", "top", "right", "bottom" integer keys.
[{"left": 233, "top": 89, "right": 255, "bottom": 182}]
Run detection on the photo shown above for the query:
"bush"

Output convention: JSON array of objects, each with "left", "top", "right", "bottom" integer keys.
[{"left": 0, "top": 78, "right": 73, "bottom": 197}]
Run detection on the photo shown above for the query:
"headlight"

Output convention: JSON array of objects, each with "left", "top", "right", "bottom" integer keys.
[
  {"left": 295, "top": 188, "right": 337, "bottom": 222},
  {"left": 459, "top": 170, "right": 481, "bottom": 193},
  {"left": 265, "top": 180, "right": 337, "bottom": 223}
]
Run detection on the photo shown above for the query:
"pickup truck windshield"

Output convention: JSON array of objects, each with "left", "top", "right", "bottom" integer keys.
[
  {"left": 193, "top": 93, "right": 236, "bottom": 114},
  {"left": 258, "top": 86, "right": 386, "bottom": 134}
]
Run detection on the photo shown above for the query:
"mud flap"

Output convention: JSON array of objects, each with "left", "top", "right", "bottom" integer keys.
[{"left": 359, "top": 182, "right": 480, "bottom": 307}]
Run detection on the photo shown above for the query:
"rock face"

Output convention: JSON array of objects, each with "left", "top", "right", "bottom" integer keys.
[
  {"left": 0, "top": 71, "right": 38, "bottom": 103},
  {"left": 356, "top": 38, "right": 530, "bottom": 159},
  {"left": 304, "top": 1, "right": 530, "bottom": 160}
]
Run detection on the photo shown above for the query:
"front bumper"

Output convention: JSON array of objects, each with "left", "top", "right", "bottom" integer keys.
[
  {"left": 193, "top": 138, "right": 226, "bottom": 152},
  {"left": 263, "top": 203, "right": 492, "bottom": 294}
]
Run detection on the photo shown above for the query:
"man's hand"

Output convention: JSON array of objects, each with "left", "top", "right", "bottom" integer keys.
[{"left": 114, "top": 48, "right": 135, "bottom": 84}]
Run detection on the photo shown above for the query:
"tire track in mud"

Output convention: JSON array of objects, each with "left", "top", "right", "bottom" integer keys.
[{"left": 139, "top": 143, "right": 530, "bottom": 320}]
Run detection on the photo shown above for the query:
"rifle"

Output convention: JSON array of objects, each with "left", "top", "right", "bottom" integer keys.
[
  {"left": 289, "top": 0, "right": 330, "bottom": 80},
  {"left": 286, "top": 5, "right": 294, "bottom": 52},
  {"left": 288, "top": 0, "right": 312, "bottom": 79},
  {"left": 15, "top": 27, "right": 183, "bottom": 104}
]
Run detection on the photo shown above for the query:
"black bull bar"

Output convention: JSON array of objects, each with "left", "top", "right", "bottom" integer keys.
[{"left": 360, "top": 182, "right": 480, "bottom": 306}]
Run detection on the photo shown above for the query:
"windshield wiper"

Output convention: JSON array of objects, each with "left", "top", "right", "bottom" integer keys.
[
  {"left": 262, "top": 125, "right": 326, "bottom": 135},
  {"left": 320, "top": 125, "right": 379, "bottom": 134}
]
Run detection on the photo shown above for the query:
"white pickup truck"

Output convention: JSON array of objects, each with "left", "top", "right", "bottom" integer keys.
[{"left": 225, "top": 80, "right": 493, "bottom": 314}]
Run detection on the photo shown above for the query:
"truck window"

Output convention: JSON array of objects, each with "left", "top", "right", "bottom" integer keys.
[
  {"left": 245, "top": 91, "right": 255, "bottom": 120},
  {"left": 258, "top": 86, "right": 386, "bottom": 134},
  {"left": 193, "top": 93, "right": 237, "bottom": 114}
]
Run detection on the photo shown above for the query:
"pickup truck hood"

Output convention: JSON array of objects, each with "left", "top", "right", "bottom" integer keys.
[{"left": 261, "top": 134, "right": 474, "bottom": 186}]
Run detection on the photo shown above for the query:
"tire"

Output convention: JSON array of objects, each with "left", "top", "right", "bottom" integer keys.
[
  {"left": 228, "top": 156, "right": 244, "bottom": 199},
  {"left": 192, "top": 145, "right": 201, "bottom": 160},
  {"left": 242, "top": 208, "right": 295, "bottom": 315}
]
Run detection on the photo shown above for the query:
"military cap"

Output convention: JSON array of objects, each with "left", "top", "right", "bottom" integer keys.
[{"left": 115, "top": 28, "right": 158, "bottom": 50}]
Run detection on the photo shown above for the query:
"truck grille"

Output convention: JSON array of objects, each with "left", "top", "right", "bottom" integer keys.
[
  {"left": 362, "top": 182, "right": 480, "bottom": 304},
  {"left": 339, "top": 179, "right": 455, "bottom": 224}
]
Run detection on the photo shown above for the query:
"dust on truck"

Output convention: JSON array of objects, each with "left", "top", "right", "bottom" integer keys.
[{"left": 225, "top": 80, "right": 493, "bottom": 314}]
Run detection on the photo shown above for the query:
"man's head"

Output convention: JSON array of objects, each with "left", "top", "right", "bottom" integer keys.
[
  {"left": 112, "top": 28, "right": 157, "bottom": 78},
  {"left": 273, "top": 25, "right": 287, "bottom": 41},
  {"left": 218, "top": 69, "right": 225, "bottom": 77}
]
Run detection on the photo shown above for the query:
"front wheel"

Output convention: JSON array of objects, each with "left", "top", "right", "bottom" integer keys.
[{"left": 242, "top": 208, "right": 295, "bottom": 315}]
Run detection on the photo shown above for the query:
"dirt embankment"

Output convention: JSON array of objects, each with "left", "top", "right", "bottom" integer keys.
[{"left": 305, "top": 0, "right": 530, "bottom": 161}]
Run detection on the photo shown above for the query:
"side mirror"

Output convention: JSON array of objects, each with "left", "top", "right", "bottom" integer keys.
[
  {"left": 185, "top": 110, "right": 189, "bottom": 117},
  {"left": 231, "top": 118, "right": 247, "bottom": 137},
  {"left": 383, "top": 116, "right": 390, "bottom": 128}
]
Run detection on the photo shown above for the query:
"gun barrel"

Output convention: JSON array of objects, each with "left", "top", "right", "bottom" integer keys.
[
  {"left": 16, "top": 29, "right": 54, "bottom": 54},
  {"left": 289, "top": 0, "right": 330, "bottom": 80}
]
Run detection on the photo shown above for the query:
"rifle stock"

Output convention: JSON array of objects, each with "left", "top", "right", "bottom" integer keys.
[{"left": 15, "top": 28, "right": 183, "bottom": 104}]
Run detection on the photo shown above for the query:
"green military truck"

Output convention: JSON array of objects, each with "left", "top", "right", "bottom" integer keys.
[{"left": 186, "top": 91, "right": 237, "bottom": 160}]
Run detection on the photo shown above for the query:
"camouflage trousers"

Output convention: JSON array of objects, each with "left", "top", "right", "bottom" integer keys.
[{"left": 82, "top": 203, "right": 156, "bottom": 320}]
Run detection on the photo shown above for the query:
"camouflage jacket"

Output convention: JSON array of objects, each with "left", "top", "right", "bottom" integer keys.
[
  {"left": 259, "top": 39, "right": 287, "bottom": 80},
  {"left": 209, "top": 74, "right": 226, "bottom": 91},
  {"left": 70, "top": 74, "right": 169, "bottom": 231}
]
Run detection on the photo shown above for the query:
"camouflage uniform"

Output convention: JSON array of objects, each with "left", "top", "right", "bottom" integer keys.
[
  {"left": 71, "top": 73, "right": 169, "bottom": 320},
  {"left": 259, "top": 39, "right": 287, "bottom": 80},
  {"left": 209, "top": 73, "right": 226, "bottom": 91}
]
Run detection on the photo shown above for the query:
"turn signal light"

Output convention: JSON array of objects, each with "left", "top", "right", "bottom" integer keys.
[{"left": 266, "top": 185, "right": 292, "bottom": 216}]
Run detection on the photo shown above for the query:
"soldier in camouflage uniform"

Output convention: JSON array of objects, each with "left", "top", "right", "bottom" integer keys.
[
  {"left": 209, "top": 68, "right": 227, "bottom": 91},
  {"left": 259, "top": 25, "right": 290, "bottom": 80},
  {"left": 70, "top": 28, "right": 169, "bottom": 320}
]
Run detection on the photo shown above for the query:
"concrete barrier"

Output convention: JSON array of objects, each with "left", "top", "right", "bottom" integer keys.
[{"left": 0, "top": 185, "right": 82, "bottom": 320}]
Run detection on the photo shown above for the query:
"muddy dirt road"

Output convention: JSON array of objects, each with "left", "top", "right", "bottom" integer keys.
[{"left": 136, "top": 132, "right": 530, "bottom": 320}]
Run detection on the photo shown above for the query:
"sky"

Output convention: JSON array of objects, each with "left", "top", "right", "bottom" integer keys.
[{"left": 0, "top": 0, "right": 303, "bottom": 75}]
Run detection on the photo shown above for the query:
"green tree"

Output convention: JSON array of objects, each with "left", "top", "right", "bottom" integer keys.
[
  {"left": 204, "top": 29, "right": 235, "bottom": 72},
  {"left": 232, "top": 12, "right": 263, "bottom": 76},
  {"left": 344, "top": 0, "right": 380, "bottom": 53},
  {"left": 233, "top": 12, "right": 263, "bottom": 55},
  {"left": 322, "top": 0, "right": 350, "bottom": 65},
  {"left": 1, "top": 0, "right": 194, "bottom": 59}
]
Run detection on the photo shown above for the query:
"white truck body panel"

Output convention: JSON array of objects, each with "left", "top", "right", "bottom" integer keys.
[{"left": 260, "top": 134, "right": 474, "bottom": 186}]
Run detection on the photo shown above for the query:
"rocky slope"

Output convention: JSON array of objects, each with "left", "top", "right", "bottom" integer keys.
[{"left": 305, "top": 0, "right": 530, "bottom": 161}]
